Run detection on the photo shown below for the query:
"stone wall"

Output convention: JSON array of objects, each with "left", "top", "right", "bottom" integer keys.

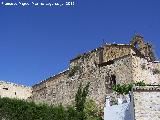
[
  {"left": 130, "top": 35, "right": 155, "bottom": 61},
  {"left": 70, "top": 48, "right": 101, "bottom": 68},
  {"left": 105, "top": 55, "right": 133, "bottom": 85},
  {"left": 32, "top": 53, "right": 134, "bottom": 108},
  {"left": 131, "top": 55, "right": 160, "bottom": 84},
  {"left": 103, "top": 44, "right": 134, "bottom": 63},
  {"left": 31, "top": 36, "right": 159, "bottom": 108},
  {"left": 133, "top": 86, "right": 160, "bottom": 120},
  {"left": 1, "top": 35, "right": 160, "bottom": 119},
  {"left": 32, "top": 52, "right": 160, "bottom": 108},
  {"left": 0, "top": 81, "right": 32, "bottom": 100},
  {"left": 70, "top": 44, "right": 136, "bottom": 67}
]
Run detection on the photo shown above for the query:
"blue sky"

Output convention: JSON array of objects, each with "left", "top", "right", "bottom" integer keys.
[{"left": 0, "top": 0, "right": 160, "bottom": 86}]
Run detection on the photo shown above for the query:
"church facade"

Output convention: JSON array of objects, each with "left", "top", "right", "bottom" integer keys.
[{"left": 30, "top": 35, "right": 160, "bottom": 108}]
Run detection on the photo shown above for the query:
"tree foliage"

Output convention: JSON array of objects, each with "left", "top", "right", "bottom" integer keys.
[
  {"left": 75, "top": 82, "right": 102, "bottom": 120},
  {"left": 112, "top": 84, "right": 133, "bottom": 95},
  {"left": 0, "top": 82, "right": 102, "bottom": 120},
  {"left": 75, "top": 82, "right": 90, "bottom": 112},
  {"left": 112, "top": 81, "right": 146, "bottom": 94}
]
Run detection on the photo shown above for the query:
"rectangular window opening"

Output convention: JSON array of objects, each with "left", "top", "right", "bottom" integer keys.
[{"left": 3, "top": 88, "right": 8, "bottom": 90}]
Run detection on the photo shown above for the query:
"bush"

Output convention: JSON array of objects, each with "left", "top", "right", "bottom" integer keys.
[
  {"left": 112, "top": 81, "right": 147, "bottom": 94},
  {"left": 68, "top": 66, "right": 81, "bottom": 77},
  {"left": 84, "top": 99, "right": 102, "bottom": 120},
  {"left": 112, "top": 84, "right": 133, "bottom": 95},
  {"left": 134, "top": 80, "right": 146, "bottom": 86},
  {"left": 0, "top": 82, "right": 102, "bottom": 120}
]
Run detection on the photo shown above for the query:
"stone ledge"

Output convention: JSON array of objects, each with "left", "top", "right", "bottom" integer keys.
[{"left": 133, "top": 86, "right": 160, "bottom": 92}]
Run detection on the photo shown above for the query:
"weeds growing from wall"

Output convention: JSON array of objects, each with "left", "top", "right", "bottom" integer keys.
[
  {"left": 68, "top": 65, "right": 81, "bottom": 77},
  {"left": 134, "top": 81, "right": 146, "bottom": 86}
]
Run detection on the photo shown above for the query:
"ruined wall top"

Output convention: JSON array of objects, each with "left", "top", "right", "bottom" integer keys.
[
  {"left": 70, "top": 35, "right": 155, "bottom": 67},
  {"left": 130, "top": 35, "right": 145, "bottom": 48},
  {"left": 33, "top": 35, "right": 158, "bottom": 89},
  {"left": 130, "top": 35, "right": 155, "bottom": 61}
]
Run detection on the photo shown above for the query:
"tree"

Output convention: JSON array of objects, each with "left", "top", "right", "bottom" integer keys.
[{"left": 75, "top": 82, "right": 90, "bottom": 120}]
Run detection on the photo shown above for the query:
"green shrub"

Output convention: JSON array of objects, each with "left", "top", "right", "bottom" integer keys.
[
  {"left": 112, "top": 84, "right": 133, "bottom": 95},
  {"left": 112, "top": 81, "right": 147, "bottom": 94},
  {"left": 0, "top": 82, "right": 102, "bottom": 120},
  {"left": 84, "top": 99, "right": 102, "bottom": 120},
  {"left": 75, "top": 82, "right": 102, "bottom": 120},
  {"left": 68, "top": 66, "right": 81, "bottom": 77},
  {"left": 75, "top": 82, "right": 90, "bottom": 120},
  {"left": 134, "top": 80, "right": 146, "bottom": 86}
]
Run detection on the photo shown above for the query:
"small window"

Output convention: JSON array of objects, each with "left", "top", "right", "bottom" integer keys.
[
  {"left": 52, "top": 93, "right": 56, "bottom": 98},
  {"left": 3, "top": 88, "right": 8, "bottom": 90}
]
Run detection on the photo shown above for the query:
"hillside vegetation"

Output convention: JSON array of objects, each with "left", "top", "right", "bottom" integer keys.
[{"left": 0, "top": 82, "right": 102, "bottom": 120}]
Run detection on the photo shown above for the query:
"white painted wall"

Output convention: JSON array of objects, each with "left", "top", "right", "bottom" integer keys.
[{"left": 104, "top": 95, "right": 134, "bottom": 120}]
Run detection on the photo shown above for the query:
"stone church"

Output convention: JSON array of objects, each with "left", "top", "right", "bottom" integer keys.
[
  {"left": 0, "top": 35, "right": 160, "bottom": 110},
  {"left": 0, "top": 35, "right": 160, "bottom": 120},
  {"left": 31, "top": 35, "right": 160, "bottom": 108}
]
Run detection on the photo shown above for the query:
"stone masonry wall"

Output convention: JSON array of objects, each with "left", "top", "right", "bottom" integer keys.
[
  {"left": 70, "top": 44, "right": 136, "bottom": 67},
  {"left": 32, "top": 39, "right": 158, "bottom": 108},
  {"left": 103, "top": 45, "right": 134, "bottom": 62},
  {"left": 133, "top": 86, "right": 160, "bottom": 120},
  {"left": 131, "top": 55, "right": 160, "bottom": 84},
  {"left": 104, "top": 55, "right": 133, "bottom": 85},
  {"left": 32, "top": 53, "right": 134, "bottom": 108},
  {"left": 0, "top": 81, "right": 32, "bottom": 100},
  {"left": 32, "top": 50, "right": 107, "bottom": 107}
]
